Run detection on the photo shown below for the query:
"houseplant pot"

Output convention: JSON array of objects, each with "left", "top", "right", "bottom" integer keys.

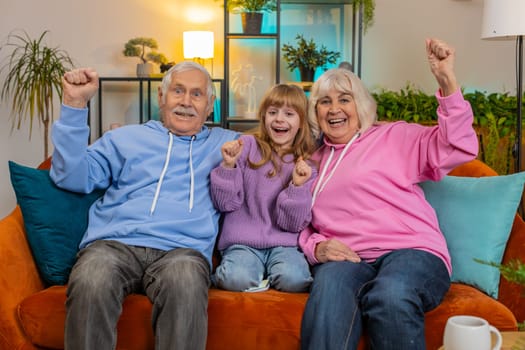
[
  {"left": 241, "top": 12, "right": 263, "bottom": 34},
  {"left": 299, "top": 67, "right": 315, "bottom": 83},
  {"left": 136, "top": 62, "right": 154, "bottom": 78},
  {"left": 225, "top": 0, "right": 277, "bottom": 34}
]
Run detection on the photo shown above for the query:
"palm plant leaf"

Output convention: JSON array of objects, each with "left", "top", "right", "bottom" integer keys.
[{"left": 0, "top": 30, "right": 74, "bottom": 159}]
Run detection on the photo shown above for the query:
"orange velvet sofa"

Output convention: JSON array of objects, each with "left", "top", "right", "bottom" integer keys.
[{"left": 0, "top": 159, "right": 523, "bottom": 350}]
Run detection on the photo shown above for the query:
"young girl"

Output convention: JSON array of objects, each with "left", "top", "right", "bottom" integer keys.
[{"left": 210, "top": 84, "right": 317, "bottom": 292}]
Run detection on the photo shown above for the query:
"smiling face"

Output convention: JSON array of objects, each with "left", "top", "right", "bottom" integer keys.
[
  {"left": 308, "top": 68, "right": 378, "bottom": 143},
  {"left": 158, "top": 67, "right": 214, "bottom": 136},
  {"left": 264, "top": 104, "right": 301, "bottom": 153},
  {"left": 316, "top": 89, "right": 360, "bottom": 144}
]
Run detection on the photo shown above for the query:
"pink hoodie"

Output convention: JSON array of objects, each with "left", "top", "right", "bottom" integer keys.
[{"left": 298, "top": 90, "right": 479, "bottom": 274}]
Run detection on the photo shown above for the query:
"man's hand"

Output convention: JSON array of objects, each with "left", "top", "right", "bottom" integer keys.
[
  {"left": 221, "top": 139, "right": 243, "bottom": 168},
  {"left": 315, "top": 239, "right": 361, "bottom": 263},
  {"left": 62, "top": 68, "right": 99, "bottom": 108},
  {"left": 292, "top": 157, "right": 312, "bottom": 186}
]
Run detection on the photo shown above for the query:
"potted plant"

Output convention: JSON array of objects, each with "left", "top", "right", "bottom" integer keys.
[
  {"left": 123, "top": 37, "right": 168, "bottom": 77},
  {"left": 0, "top": 30, "right": 74, "bottom": 160},
  {"left": 354, "top": 0, "right": 376, "bottom": 33},
  {"left": 224, "top": 0, "right": 277, "bottom": 34},
  {"left": 282, "top": 34, "right": 341, "bottom": 82}
]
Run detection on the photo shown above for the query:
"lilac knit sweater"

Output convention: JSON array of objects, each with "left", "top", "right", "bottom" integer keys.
[{"left": 210, "top": 135, "right": 317, "bottom": 251}]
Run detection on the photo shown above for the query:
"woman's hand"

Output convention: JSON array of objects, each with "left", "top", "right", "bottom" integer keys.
[
  {"left": 426, "top": 38, "right": 458, "bottom": 97},
  {"left": 315, "top": 239, "right": 361, "bottom": 263}
]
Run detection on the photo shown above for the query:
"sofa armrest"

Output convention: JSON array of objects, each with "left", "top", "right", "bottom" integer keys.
[
  {"left": 0, "top": 207, "right": 44, "bottom": 349},
  {"left": 498, "top": 215, "right": 525, "bottom": 323}
]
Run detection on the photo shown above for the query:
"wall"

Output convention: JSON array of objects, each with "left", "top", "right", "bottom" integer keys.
[
  {"left": 363, "top": 0, "right": 515, "bottom": 94},
  {"left": 0, "top": 0, "right": 517, "bottom": 217}
]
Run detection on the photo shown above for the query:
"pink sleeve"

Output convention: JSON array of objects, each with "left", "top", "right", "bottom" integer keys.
[{"left": 299, "top": 225, "right": 327, "bottom": 265}]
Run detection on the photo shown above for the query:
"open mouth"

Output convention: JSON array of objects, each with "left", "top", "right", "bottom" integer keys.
[
  {"left": 328, "top": 118, "right": 347, "bottom": 126},
  {"left": 172, "top": 108, "right": 196, "bottom": 118},
  {"left": 272, "top": 126, "right": 290, "bottom": 135},
  {"left": 175, "top": 112, "right": 195, "bottom": 117}
]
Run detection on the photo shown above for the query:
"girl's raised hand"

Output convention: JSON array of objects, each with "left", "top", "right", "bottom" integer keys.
[
  {"left": 221, "top": 139, "right": 243, "bottom": 168},
  {"left": 292, "top": 157, "right": 312, "bottom": 186}
]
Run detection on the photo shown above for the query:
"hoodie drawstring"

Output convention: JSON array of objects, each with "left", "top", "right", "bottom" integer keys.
[
  {"left": 150, "top": 132, "right": 174, "bottom": 215},
  {"left": 311, "top": 132, "right": 360, "bottom": 207},
  {"left": 188, "top": 135, "right": 196, "bottom": 212}
]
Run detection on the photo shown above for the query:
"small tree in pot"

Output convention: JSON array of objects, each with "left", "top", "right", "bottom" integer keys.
[
  {"left": 0, "top": 30, "right": 74, "bottom": 160},
  {"left": 123, "top": 37, "right": 168, "bottom": 77}
]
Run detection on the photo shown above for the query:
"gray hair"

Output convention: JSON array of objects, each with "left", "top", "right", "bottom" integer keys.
[
  {"left": 160, "top": 61, "right": 214, "bottom": 106},
  {"left": 308, "top": 68, "right": 377, "bottom": 139}
]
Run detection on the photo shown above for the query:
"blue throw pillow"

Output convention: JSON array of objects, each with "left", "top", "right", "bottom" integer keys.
[
  {"left": 420, "top": 172, "right": 525, "bottom": 298},
  {"left": 8, "top": 161, "right": 104, "bottom": 286}
]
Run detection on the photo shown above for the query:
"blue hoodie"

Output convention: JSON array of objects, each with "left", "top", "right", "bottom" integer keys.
[{"left": 50, "top": 105, "right": 238, "bottom": 267}]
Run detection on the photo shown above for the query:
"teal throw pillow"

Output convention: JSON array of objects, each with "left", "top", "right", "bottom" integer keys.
[
  {"left": 420, "top": 172, "right": 525, "bottom": 298},
  {"left": 8, "top": 161, "right": 104, "bottom": 286}
]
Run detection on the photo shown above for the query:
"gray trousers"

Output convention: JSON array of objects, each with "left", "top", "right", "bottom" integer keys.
[{"left": 64, "top": 240, "right": 210, "bottom": 350}]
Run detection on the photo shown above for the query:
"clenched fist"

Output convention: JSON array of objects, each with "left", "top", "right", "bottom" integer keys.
[
  {"left": 221, "top": 139, "right": 243, "bottom": 168},
  {"left": 425, "top": 38, "right": 458, "bottom": 97},
  {"left": 62, "top": 68, "right": 99, "bottom": 108},
  {"left": 292, "top": 156, "right": 313, "bottom": 186}
]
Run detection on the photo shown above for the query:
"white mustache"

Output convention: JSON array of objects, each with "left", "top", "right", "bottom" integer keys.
[{"left": 171, "top": 107, "right": 197, "bottom": 117}]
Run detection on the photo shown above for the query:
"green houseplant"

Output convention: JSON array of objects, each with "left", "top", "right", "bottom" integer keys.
[
  {"left": 223, "top": 0, "right": 277, "bottom": 34},
  {"left": 282, "top": 34, "right": 341, "bottom": 82},
  {"left": 353, "top": 0, "right": 376, "bottom": 33},
  {"left": 0, "top": 30, "right": 74, "bottom": 160},
  {"left": 372, "top": 85, "right": 517, "bottom": 175},
  {"left": 123, "top": 37, "right": 168, "bottom": 77}
]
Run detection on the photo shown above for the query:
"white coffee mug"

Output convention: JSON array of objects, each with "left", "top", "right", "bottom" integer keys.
[{"left": 443, "top": 315, "right": 502, "bottom": 350}]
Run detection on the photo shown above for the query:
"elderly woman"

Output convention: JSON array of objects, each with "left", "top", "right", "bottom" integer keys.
[{"left": 298, "top": 38, "right": 479, "bottom": 349}]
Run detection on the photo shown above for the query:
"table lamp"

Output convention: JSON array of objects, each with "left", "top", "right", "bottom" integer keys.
[
  {"left": 183, "top": 31, "right": 214, "bottom": 75},
  {"left": 481, "top": 0, "right": 525, "bottom": 173}
]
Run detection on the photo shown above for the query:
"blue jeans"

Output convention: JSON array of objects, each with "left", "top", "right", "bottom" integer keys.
[
  {"left": 64, "top": 240, "right": 210, "bottom": 350},
  {"left": 301, "top": 249, "right": 450, "bottom": 350},
  {"left": 214, "top": 244, "right": 313, "bottom": 292}
]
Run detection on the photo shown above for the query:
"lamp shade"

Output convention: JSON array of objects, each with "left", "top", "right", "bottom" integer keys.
[
  {"left": 183, "top": 31, "right": 214, "bottom": 59},
  {"left": 481, "top": 0, "right": 525, "bottom": 39}
]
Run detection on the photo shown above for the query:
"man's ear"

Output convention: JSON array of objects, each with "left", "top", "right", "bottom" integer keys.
[
  {"left": 206, "top": 95, "right": 216, "bottom": 117},
  {"left": 157, "top": 86, "right": 164, "bottom": 107}
]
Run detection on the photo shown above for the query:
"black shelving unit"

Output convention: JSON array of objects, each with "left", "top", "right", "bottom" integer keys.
[
  {"left": 90, "top": 76, "right": 224, "bottom": 138},
  {"left": 222, "top": 0, "right": 361, "bottom": 130},
  {"left": 223, "top": 0, "right": 281, "bottom": 130}
]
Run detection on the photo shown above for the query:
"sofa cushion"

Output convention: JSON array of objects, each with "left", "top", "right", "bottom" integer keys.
[
  {"left": 18, "top": 286, "right": 308, "bottom": 350},
  {"left": 420, "top": 172, "right": 525, "bottom": 298},
  {"left": 8, "top": 161, "right": 104, "bottom": 286},
  {"left": 17, "top": 284, "right": 516, "bottom": 350}
]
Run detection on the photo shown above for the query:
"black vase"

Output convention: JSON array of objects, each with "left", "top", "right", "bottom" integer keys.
[
  {"left": 241, "top": 12, "right": 263, "bottom": 34},
  {"left": 299, "top": 67, "right": 315, "bottom": 82}
]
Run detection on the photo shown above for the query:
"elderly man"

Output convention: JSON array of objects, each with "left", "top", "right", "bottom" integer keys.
[{"left": 50, "top": 62, "right": 238, "bottom": 350}]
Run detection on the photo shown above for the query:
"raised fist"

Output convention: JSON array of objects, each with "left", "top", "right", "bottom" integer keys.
[{"left": 221, "top": 139, "right": 243, "bottom": 168}]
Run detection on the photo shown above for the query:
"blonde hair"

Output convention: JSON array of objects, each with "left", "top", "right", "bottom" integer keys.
[
  {"left": 248, "top": 84, "right": 316, "bottom": 177},
  {"left": 308, "top": 68, "right": 377, "bottom": 139}
]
